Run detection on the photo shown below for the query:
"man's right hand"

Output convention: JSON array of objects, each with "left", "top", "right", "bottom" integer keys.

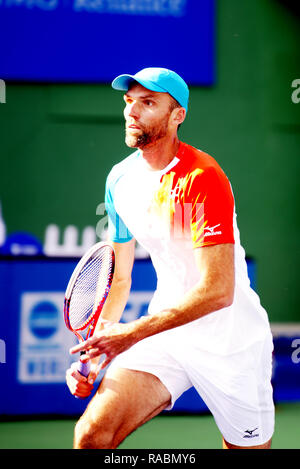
[{"left": 66, "top": 361, "right": 100, "bottom": 399}]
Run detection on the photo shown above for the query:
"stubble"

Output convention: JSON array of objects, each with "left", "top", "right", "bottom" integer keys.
[{"left": 125, "top": 112, "right": 171, "bottom": 149}]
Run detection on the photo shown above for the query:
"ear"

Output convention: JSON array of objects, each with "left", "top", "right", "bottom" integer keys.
[{"left": 172, "top": 107, "right": 186, "bottom": 126}]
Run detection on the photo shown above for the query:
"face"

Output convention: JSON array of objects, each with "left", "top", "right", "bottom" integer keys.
[{"left": 123, "top": 83, "right": 178, "bottom": 149}]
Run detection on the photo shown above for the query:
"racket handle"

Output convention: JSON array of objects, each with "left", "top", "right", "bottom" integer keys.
[
  {"left": 74, "top": 356, "right": 91, "bottom": 400},
  {"left": 77, "top": 353, "right": 91, "bottom": 377}
]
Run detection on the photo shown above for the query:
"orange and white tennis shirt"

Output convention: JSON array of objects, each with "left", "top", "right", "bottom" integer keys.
[{"left": 105, "top": 142, "right": 271, "bottom": 354}]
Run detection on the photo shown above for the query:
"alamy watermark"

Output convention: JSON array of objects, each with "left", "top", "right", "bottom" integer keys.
[
  {"left": 96, "top": 201, "right": 206, "bottom": 242},
  {"left": 291, "top": 338, "right": 300, "bottom": 364},
  {"left": 0, "top": 339, "right": 6, "bottom": 364},
  {"left": 0, "top": 79, "right": 6, "bottom": 104},
  {"left": 291, "top": 79, "right": 300, "bottom": 104}
]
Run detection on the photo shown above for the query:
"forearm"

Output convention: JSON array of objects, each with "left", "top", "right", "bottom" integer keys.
[
  {"left": 69, "top": 244, "right": 235, "bottom": 366},
  {"left": 95, "top": 276, "right": 131, "bottom": 331},
  {"left": 127, "top": 277, "right": 233, "bottom": 343}
]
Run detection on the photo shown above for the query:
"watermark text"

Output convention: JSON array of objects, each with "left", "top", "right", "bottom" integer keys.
[
  {"left": 0, "top": 79, "right": 6, "bottom": 103},
  {"left": 96, "top": 201, "right": 208, "bottom": 243},
  {"left": 291, "top": 79, "right": 300, "bottom": 104},
  {"left": 0, "top": 339, "right": 6, "bottom": 363},
  {"left": 291, "top": 338, "right": 300, "bottom": 364}
]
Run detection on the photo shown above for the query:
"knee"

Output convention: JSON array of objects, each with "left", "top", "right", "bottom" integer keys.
[{"left": 74, "top": 417, "right": 115, "bottom": 449}]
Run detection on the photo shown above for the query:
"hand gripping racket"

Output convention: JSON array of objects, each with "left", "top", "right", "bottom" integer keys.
[{"left": 64, "top": 242, "right": 115, "bottom": 381}]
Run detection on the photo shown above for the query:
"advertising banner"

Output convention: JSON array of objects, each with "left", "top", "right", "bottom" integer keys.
[
  {"left": 0, "top": 257, "right": 208, "bottom": 415},
  {"left": 0, "top": 0, "right": 215, "bottom": 85}
]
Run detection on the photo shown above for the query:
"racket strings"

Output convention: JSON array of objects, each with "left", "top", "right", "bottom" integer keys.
[{"left": 68, "top": 249, "right": 113, "bottom": 330}]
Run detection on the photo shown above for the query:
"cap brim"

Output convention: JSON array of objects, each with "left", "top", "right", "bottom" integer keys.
[
  {"left": 111, "top": 74, "right": 134, "bottom": 91},
  {"left": 112, "top": 74, "right": 165, "bottom": 93}
]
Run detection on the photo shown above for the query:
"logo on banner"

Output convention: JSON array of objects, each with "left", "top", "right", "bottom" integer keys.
[
  {"left": 18, "top": 292, "right": 76, "bottom": 383},
  {"left": 29, "top": 301, "right": 59, "bottom": 339}
]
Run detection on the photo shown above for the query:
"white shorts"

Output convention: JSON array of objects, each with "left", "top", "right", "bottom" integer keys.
[{"left": 109, "top": 329, "right": 275, "bottom": 447}]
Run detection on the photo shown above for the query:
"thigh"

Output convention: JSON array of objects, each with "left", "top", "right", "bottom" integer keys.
[
  {"left": 79, "top": 366, "right": 172, "bottom": 447},
  {"left": 109, "top": 335, "right": 193, "bottom": 409}
]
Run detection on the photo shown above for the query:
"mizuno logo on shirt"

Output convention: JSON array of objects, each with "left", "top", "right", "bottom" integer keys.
[{"left": 204, "top": 224, "right": 222, "bottom": 237}]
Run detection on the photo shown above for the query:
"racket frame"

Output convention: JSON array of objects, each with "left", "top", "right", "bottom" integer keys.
[{"left": 63, "top": 241, "right": 115, "bottom": 344}]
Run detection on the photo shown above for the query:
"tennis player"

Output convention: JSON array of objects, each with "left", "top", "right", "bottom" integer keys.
[{"left": 66, "top": 67, "right": 275, "bottom": 449}]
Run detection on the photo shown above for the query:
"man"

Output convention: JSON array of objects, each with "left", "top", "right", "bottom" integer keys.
[{"left": 66, "top": 67, "right": 275, "bottom": 449}]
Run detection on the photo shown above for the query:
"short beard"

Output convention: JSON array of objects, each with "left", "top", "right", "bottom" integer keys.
[
  {"left": 125, "top": 130, "right": 164, "bottom": 149},
  {"left": 125, "top": 112, "right": 171, "bottom": 149}
]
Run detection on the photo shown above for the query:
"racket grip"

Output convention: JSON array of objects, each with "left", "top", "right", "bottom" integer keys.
[
  {"left": 77, "top": 356, "right": 91, "bottom": 378},
  {"left": 74, "top": 358, "right": 91, "bottom": 400},
  {"left": 74, "top": 357, "right": 91, "bottom": 400}
]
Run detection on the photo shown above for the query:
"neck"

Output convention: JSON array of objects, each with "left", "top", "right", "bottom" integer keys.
[{"left": 139, "top": 135, "right": 180, "bottom": 171}]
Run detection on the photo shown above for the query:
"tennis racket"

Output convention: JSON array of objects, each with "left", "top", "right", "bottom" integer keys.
[{"left": 64, "top": 242, "right": 115, "bottom": 382}]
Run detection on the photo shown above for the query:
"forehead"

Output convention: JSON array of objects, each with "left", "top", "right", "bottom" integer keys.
[{"left": 125, "top": 82, "right": 170, "bottom": 102}]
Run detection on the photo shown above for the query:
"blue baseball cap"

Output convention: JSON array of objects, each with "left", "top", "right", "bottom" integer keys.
[{"left": 112, "top": 67, "right": 189, "bottom": 112}]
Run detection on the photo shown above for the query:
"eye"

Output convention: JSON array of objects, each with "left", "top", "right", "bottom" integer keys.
[
  {"left": 145, "top": 100, "right": 154, "bottom": 107},
  {"left": 124, "top": 96, "right": 133, "bottom": 105}
]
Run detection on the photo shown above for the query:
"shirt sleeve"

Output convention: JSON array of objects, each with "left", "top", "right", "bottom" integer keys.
[
  {"left": 189, "top": 166, "right": 235, "bottom": 248},
  {"left": 105, "top": 173, "right": 134, "bottom": 244}
]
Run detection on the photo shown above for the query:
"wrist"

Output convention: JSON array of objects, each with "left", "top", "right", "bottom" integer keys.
[{"left": 98, "top": 318, "right": 116, "bottom": 329}]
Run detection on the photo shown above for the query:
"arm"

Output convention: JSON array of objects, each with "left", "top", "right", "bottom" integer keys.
[
  {"left": 129, "top": 243, "right": 234, "bottom": 341},
  {"left": 66, "top": 239, "right": 135, "bottom": 397},
  {"left": 95, "top": 238, "right": 136, "bottom": 326},
  {"left": 70, "top": 242, "right": 235, "bottom": 366}
]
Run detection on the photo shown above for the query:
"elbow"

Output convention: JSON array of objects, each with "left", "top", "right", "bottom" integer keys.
[
  {"left": 217, "top": 286, "right": 234, "bottom": 310},
  {"left": 220, "top": 294, "right": 234, "bottom": 309}
]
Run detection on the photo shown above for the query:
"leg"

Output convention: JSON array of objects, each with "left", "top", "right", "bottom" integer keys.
[
  {"left": 222, "top": 437, "right": 272, "bottom": 449},
  {"left": 74, "top": 366, "right": 171, "bottom": 449}
]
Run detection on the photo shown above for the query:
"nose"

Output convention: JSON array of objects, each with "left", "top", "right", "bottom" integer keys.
[{"left": 125, "top": 100, "right": 140, "bottom": 120}]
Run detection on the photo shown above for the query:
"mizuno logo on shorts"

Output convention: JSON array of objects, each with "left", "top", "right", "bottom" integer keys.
[{"left": 243, "top": 428, "right": 259, "bottom": 438}]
